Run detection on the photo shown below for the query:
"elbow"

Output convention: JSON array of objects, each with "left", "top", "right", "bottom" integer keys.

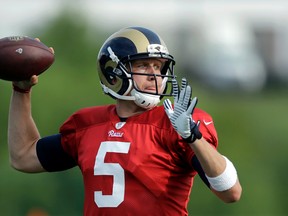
[
  {"left": 9, "top": 156, "right": 27, "bottom": 172},
  {"left": 213, "top": 182, "right": 242, "bottom": 203},
  {"left": 226, "top": 181, "right": 242, "bottom": 203},
  {"left": 9, "top": 150, "right": 44, "bottom": 173},
  {"left": 223, "top": 183, "right": 242, "bottom": 203},
  {"left": 224, "top": 188, "right": 242, "bottom": 203},
  {"left": 8, "top": 140, "right": 41, "bottom": 173},
  {"left": 9, "top": 157, "right": 40, "bottom": 173},
  {"left": 9, "top": 150, "right": 34, "bottom": 173}
]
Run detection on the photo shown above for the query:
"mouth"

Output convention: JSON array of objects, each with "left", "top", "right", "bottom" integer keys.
[
  {"left": 144, "top": 86, "right": 164, "bottom": 95},
  {"left": 144, "top": 86, "right": 157, "bottom": 92},
  {"left": 146, "top": 86, "right": 156, "bottom": 90}
]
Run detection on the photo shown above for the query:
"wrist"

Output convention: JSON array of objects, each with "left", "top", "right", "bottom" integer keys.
[
  {"left": 12, "top": 83, "right": 31, "bottom": 93},
  {"left": 184, "top": 120, "right": 202, "bottom": 143},
  {"left": 205, "top": 156, "right": 238, "bottom": 191},
  {"left": 184, "top": 131, "right": 202, "bottom": 143}
]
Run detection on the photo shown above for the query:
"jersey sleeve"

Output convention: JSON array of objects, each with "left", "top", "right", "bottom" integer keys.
[
  {"left": 59, "top": 114, "right": 79, "bottom": 162},
  {"left": 36, "top": 110, "right": 84, "bottom": 171},
  {"left": 36, "top": 134, "right": 77, "bottom": 172},
  {"left": 194, "top": 108, "right": 218, "bottom": 148}
]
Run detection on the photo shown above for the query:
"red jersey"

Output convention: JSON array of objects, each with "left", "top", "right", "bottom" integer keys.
[{"left": 60, "top": 105, "right": 218, "bottom": 216}]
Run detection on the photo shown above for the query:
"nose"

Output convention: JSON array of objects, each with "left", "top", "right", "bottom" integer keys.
[
  {"left": 147, "top": 74, "right": 156, "bottom": 82},
  {"left": 144, "top": 65, "right": 156, "bottom": 81}
]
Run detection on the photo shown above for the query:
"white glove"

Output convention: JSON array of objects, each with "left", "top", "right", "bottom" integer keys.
[{"left": 164, "top": 78, "right": 202, "bottom": 143}]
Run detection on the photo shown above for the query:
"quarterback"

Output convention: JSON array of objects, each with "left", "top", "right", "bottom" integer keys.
[{"left": 8, "top": 27, "right": 242, "bottom": 215}]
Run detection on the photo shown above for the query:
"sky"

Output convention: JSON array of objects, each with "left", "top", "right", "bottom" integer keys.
[
  {"left": 1, "top": 0, "right": 175, "bottom": 37},
  {"left": 2, "top": 0, "right": 288, "bottom": 38},
  {"left": 1, "top": 0, "right": 62, "bottom": 37}
]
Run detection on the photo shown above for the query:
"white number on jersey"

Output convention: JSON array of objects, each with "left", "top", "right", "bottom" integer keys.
[{"left": 94, "top": 141, "right": 130, "bottom": 207}]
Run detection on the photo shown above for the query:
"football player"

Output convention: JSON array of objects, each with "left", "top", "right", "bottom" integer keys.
[{"left": 8, "top": 26, "right": 242, "bottom": 215}]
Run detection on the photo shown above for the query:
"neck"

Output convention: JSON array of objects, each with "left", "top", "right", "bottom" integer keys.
[{"left": 116, "top": 99, "right": 146, "bottom": 118}]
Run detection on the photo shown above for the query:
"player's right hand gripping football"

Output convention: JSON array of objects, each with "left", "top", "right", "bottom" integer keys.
[
  {"left": 164, "top": 78, "right": 202, "bottom": 143},
  {"left": 12, "top": 75, "right": 38, "bottom": 93}
]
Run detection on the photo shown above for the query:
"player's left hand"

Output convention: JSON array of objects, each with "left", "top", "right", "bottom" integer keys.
[{"left": 163, "top": 78, "right": 202, "bottom": 143}]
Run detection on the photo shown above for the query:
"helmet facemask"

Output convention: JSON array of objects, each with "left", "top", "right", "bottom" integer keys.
[{"left": 127, "top": 58, "right": 175, "bottom": 109}]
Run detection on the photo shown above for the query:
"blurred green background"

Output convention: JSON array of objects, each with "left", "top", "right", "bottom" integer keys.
[{"left": 1, "top": 2, "right": 288, "bottom": 216}]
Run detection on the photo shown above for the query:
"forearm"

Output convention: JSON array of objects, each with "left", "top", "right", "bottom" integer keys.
[
  {"left": 8, "top": 90, "right": 42, "bottom": 172},
  {"left": 189, "top": 137, "right": 242, "bottom": 202},
  {"left": 189, "top": 137, "right": 226, "bottom": 177}
]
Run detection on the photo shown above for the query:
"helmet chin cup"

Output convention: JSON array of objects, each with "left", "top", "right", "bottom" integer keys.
[{"left": 131, "top": 89, "right": 160, "bottom": 109}]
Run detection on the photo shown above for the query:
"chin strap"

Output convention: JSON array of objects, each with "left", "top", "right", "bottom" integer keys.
[
  {"left": 101, "top": 83, "right": 134, "bottom": 100},
  {"left": 101, "top": 83, "right": 160, "bottom": 109}
]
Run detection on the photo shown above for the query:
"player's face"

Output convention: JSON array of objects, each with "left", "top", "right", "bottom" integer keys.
[{"left": 130, "top": 58, "right": 165, "bottom": 94}]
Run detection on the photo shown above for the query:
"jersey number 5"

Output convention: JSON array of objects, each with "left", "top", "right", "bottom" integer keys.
[{"left": 94, "top": 141, "right": 130, "bottom": 207}]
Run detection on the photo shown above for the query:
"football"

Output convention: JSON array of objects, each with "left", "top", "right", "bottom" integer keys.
[{"left": 0, "top": 36, "right": 54, "bottom": 81}]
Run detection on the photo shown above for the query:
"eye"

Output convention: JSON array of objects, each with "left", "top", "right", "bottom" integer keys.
[
  {"left": 137, "top": 64, "right": 147, "bottom": 69},
  {"left": 133, "top": 63, "right": 148, "bottom": 72},
  {"left": 153, "top": 65, "right": 161, "bottom": 70}
]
